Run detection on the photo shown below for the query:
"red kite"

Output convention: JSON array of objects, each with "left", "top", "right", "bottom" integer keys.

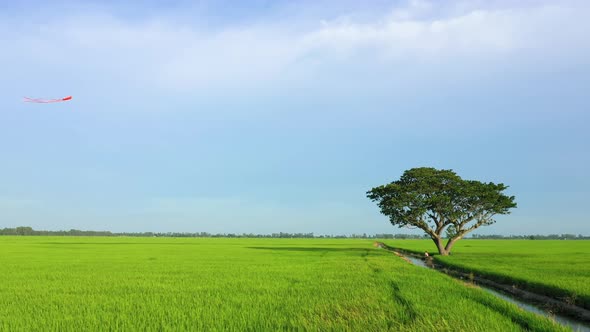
[{"left": 24, "top": 96, "right": 72, "bottom": 103}]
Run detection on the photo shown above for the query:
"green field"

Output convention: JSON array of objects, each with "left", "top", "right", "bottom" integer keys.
[
  {"left": 0, "top": 237, "right": 568, "bottom": 331},
  {"left": 384, "top": 239, "right": 590, "bottom": 310}
]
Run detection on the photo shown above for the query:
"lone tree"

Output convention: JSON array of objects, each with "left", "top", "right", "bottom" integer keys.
[{"left": 367, "top": 167, "right": 516, "bottom": 255}]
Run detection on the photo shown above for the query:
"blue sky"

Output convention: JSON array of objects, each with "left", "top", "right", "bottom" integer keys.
[{"left": 0, "top": 0, "right": 588, "bottom": 235}]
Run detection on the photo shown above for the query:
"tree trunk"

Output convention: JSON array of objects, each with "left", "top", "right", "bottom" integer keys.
[
  {"left": 444, "top": 235, "right": 462, "bottom": 255},
  {"left": 431, "top": 236, "right": 449, "bottom": 256}
]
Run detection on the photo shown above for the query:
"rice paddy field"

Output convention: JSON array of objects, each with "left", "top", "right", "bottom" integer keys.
[
  {"left": 0, "top": 237, "right": 570, "bottom": 331},
  {"left": 385, "top": 239, "right": 590, "bottom": 310}
]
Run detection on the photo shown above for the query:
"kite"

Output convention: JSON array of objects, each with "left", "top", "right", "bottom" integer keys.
[{"left": 23, "top": 96, "right": 72, "bottom": 103}]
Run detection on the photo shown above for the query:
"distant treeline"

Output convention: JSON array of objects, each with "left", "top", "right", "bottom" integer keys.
[
  {"left": 471, "top": 233, "right": 589, "bottom": 240},
  {"left": 0, "top": 227, "right": 588, "bottom": 239},
  {"left": 0, "top": 227, "right": 378, "bottom": 238}
]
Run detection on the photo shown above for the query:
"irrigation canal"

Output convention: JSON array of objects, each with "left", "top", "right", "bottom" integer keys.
[{"left": 400, "top": 253, "right": 590, "bottom": 332}]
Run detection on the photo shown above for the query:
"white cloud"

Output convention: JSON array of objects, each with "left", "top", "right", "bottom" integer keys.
[{"left": 1, "top": 1, "right": 588, "bottom": 93}]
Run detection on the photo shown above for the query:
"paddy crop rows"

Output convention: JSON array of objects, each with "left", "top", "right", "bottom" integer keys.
[
  {"left": 385, "top": 239, "right": 590, "bottom": 310},
  {"left": 0, "top": 237, "right": 566, "bottom": 331}
]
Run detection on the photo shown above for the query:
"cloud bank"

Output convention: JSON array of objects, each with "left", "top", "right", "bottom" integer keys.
[{"left": 1, "top": 0, "right": 588, "bottom": 95}]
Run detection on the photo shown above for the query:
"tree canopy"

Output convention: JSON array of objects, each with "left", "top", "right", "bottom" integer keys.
[{"left": 367, "top": 167, "right": 517, "bottom": 255}]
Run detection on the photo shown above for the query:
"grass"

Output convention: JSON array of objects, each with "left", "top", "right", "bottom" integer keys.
[
  {"left": 0, "top": 236, "right": 568, "bottom": 331},
  {"left": 384, "top": 239, "right": 590, "bottom": 310}
]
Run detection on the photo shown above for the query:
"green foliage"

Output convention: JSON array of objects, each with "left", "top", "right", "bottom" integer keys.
[
  {"left": 0, "top": 237, "right": 564, "bottom": 331},
  {"left": 446, "top": 225, "right": 458, "bottom": 239},
  {"left": 367, "top": 167, "right": 517, "bottom": 254}
]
